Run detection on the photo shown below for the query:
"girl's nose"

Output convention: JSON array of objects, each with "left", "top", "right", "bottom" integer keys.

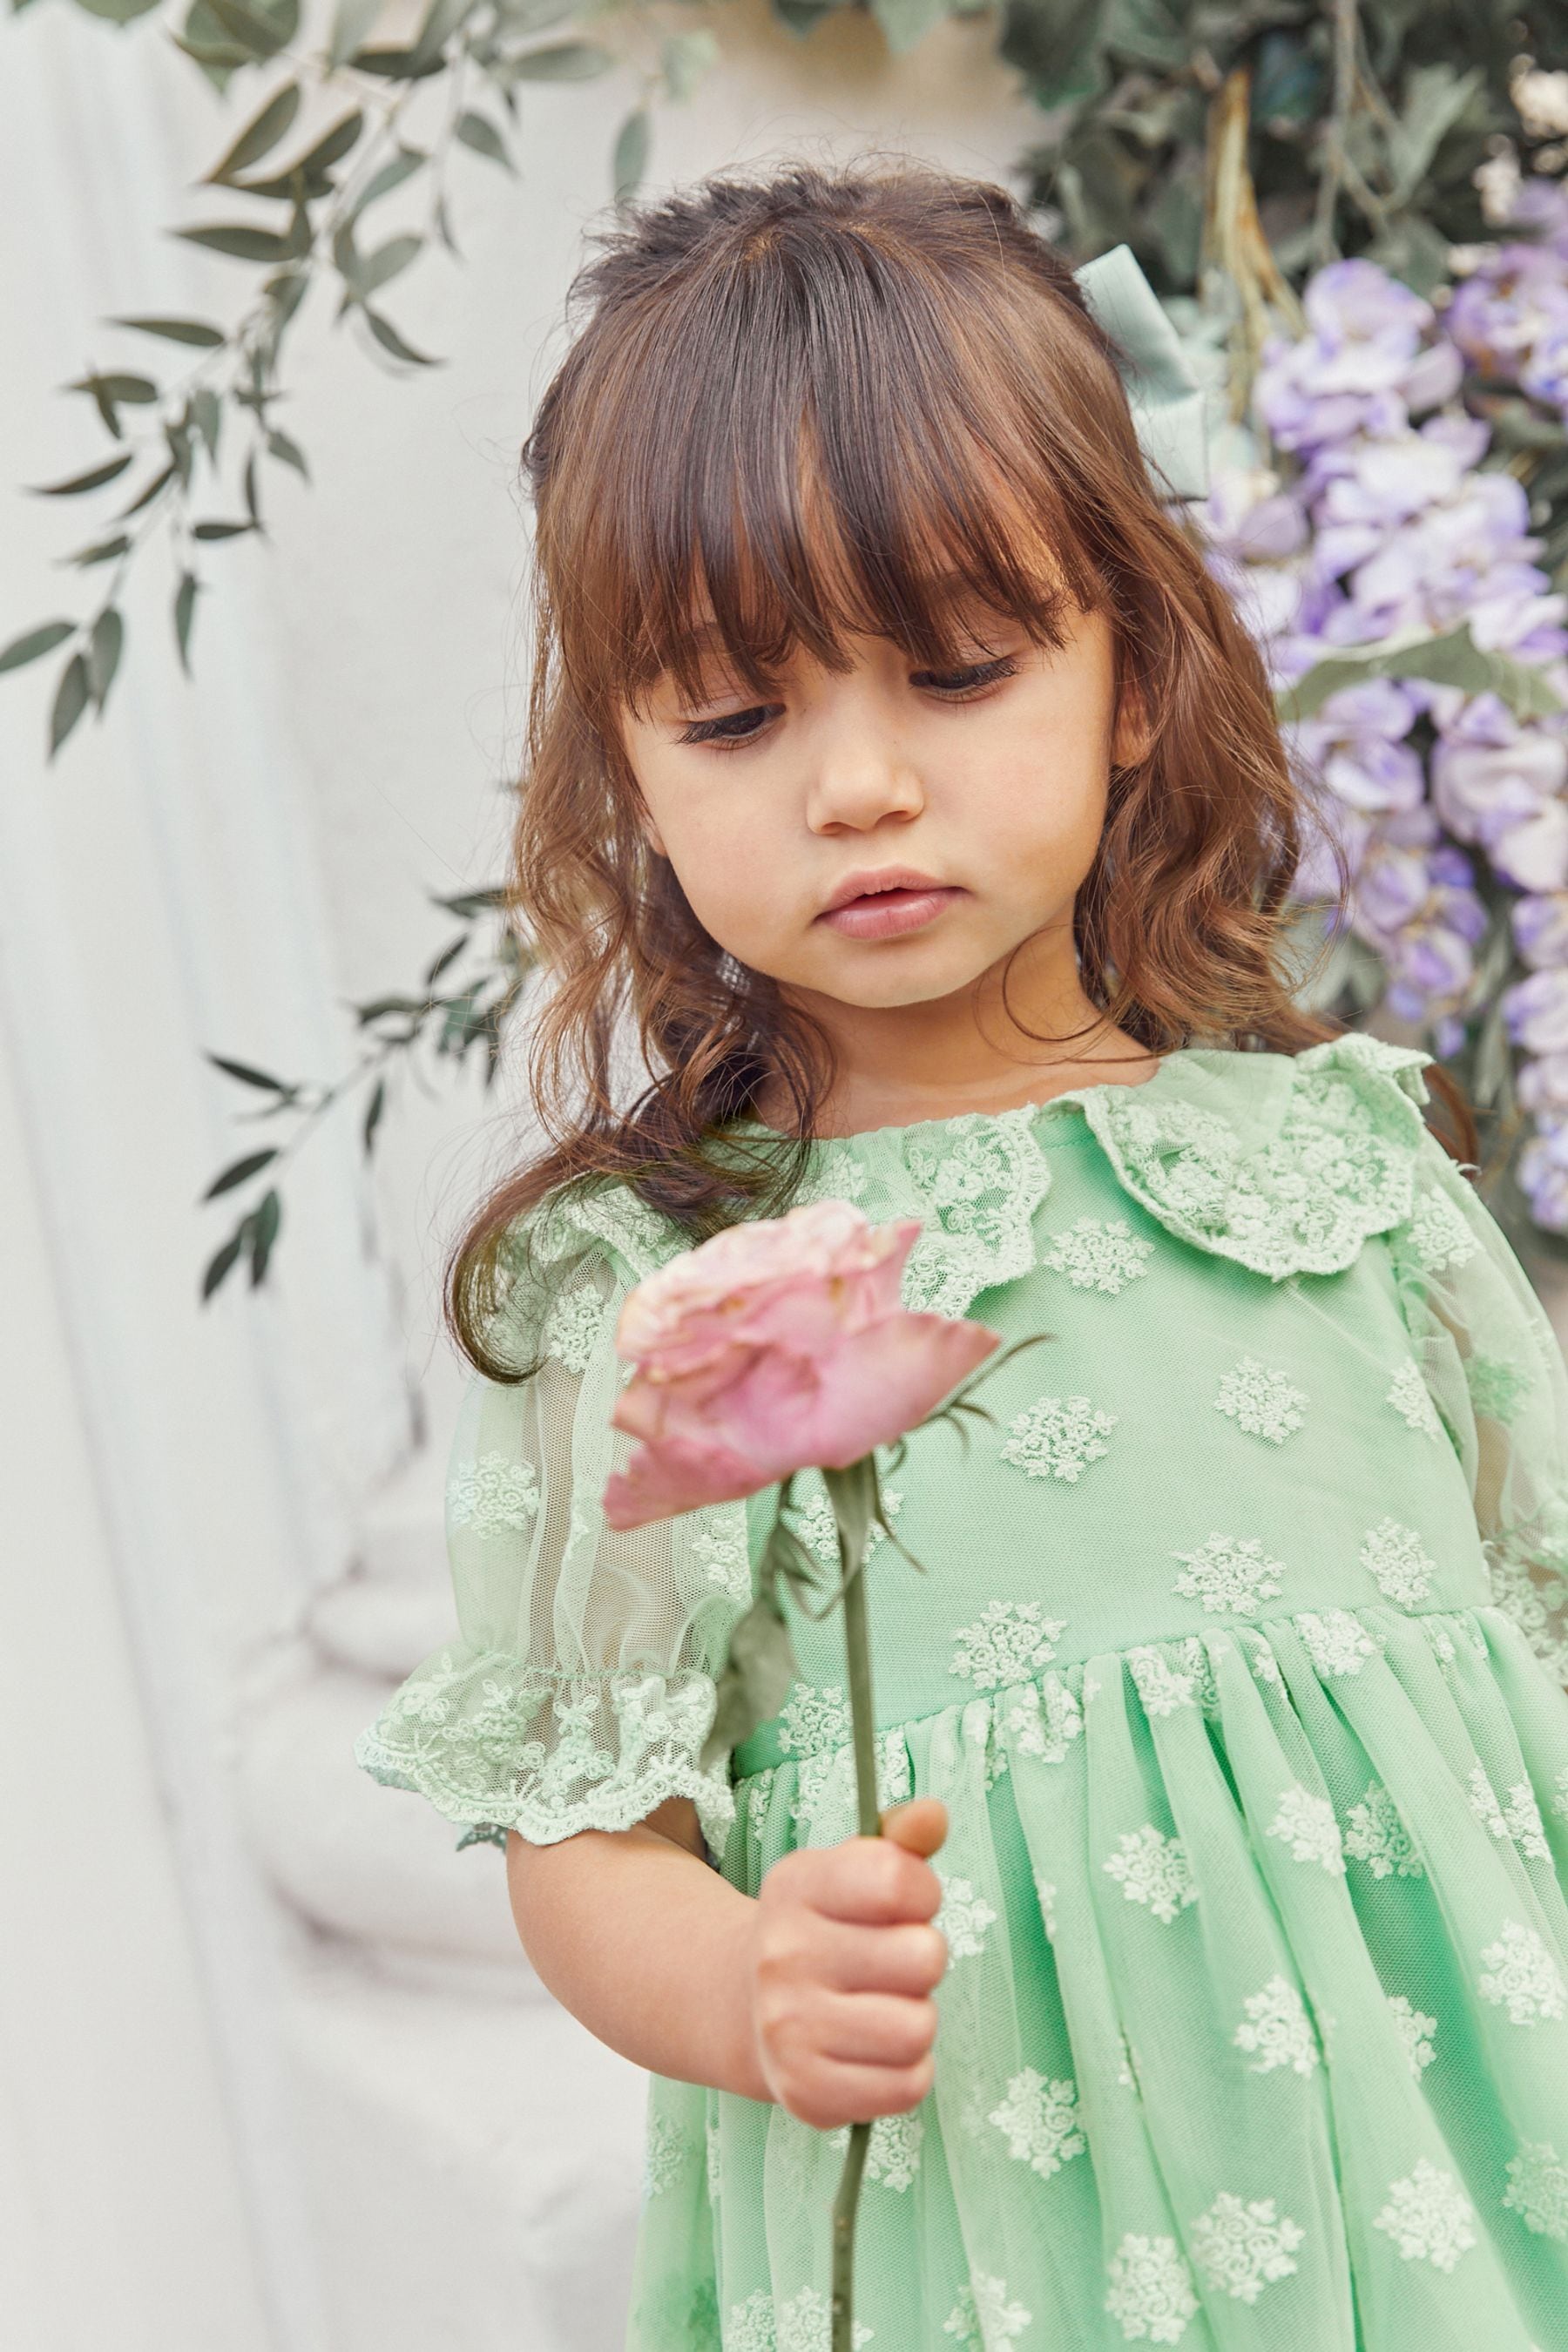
[{"left": 805, "top": 723, "right": 925, "bottom": 833}]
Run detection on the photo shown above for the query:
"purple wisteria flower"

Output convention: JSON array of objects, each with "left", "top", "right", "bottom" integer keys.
[{"left": 1202, "top": 208, "right": 1568, "bottom": 1227}]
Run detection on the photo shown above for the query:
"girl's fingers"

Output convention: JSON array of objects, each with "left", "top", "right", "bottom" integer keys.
[
  {"left": 815, "top": 1915, "right": 950, "bottom": 1995},
  {"left": 784, "top": 2051, "right": 936, "bottom": 2132},
  {"left": 814, "top": 1988, "right": 939, "bottom": 2068}
]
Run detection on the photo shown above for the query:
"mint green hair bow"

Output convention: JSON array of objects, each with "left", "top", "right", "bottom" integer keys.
[{"left": 1073, "top": 245, "right": 1210, "bottom": 504}]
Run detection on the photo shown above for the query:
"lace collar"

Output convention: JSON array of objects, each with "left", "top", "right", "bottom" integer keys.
[{"left": 524, "top": 1033, "right": 1437, "bottom": 1320}]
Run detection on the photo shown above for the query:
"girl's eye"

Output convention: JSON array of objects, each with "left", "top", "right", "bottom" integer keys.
[
  {"left": 912, "top": 654, "right": 1018, "bottom": 699},
  {"left": 677, "top": 703, "right": 781, "bottom": 748}
]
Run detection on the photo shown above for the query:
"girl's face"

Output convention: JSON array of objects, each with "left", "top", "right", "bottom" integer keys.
[{"left": 621, "top": 598, "right": 1143, "bottom": 1019}]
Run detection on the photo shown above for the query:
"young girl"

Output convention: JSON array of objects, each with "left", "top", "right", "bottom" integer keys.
[{"left": 355, "top": 162, "right": 1568, "bottom": 2350}]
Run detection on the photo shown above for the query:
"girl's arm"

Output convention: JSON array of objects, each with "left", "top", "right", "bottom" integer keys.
[
  {"left": 506, "top": 1801, "right": 770, "bottom": 2101},
  {"left": 505, "top": 1795, "right": 951, "bottom": 2126}
]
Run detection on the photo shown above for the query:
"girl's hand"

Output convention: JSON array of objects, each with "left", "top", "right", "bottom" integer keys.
[{"left": 742, "top": 1796, "right": 950, "bottom": 2129}]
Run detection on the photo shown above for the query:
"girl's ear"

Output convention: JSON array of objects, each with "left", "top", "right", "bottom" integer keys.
[{"left": 1112, "top": 676, "right": 1154, "bottom": 771}]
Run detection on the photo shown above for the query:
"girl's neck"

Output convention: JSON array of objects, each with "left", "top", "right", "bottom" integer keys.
[{"left": 751, "top": 980, "right": 1163, "bottom": 1140}]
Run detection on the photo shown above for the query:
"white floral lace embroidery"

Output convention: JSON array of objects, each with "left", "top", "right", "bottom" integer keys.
[
  {"left": 823, "top": 2106, "right": 926, "bottom": 2193},
  {"left": 1233, "top": 1977, "right": 1320, "bottom": 2075},
  {"left": 1554, "top": 1765, "right": 1568, "bottom": 1822},
  {"left": 987, "top": 2068, "right": 1086, "bottom": 2177},
  {"left": 778, "top": 1681, "right": 852, "bottom": 1757},
  {"left": 1104, "top": 2234, "right": 1199, "bottom": 2344},
  {"left": 1127, "top": 1646, "right": 1197, "bottom": 1715},
  {"left": 1000, "top": 1393, "right": 1117, "bottom": 1483},
  {"left": 1190, "top": 2193, "right": 1305, "bottom": 2303},
  {"left": 1343, "top": 1782, "right": 1423, "bottom": 1878},
  {"left": 1504, "top": 2141, "right": 1568, "bottom": 2238},
  {"left": 1104, "top": 1826, "right": 1199, "bottom": 1923},
  {"left": 540, "top": 1281, "right": 606, "bottom": 1375},
  {"left": 1469, "top": 1765, "right": 1551, "bottom": 1860},
  {"left": 1296, "top": 1609, "right": 1379, "bottom": 1676},
  {"left": 1359, "top": 1517, "right": 1436, "bottom": 1605},
  {"left": 896, "top": 1108, "right": 1054, "bottom": 1319},
  {"left": 1479, "top": 1920, "right": 1568, "bottom": 2024},
  {"left": 1171, "top": 1533, "right": 1284, "bottom": 1617},
  {"left": 1213, "top": 1356, "right": 1307, "bottom": 1444},
  {"left": 689, "top": 1508, "right": 752, "bottom": 1604},
  {"left": 935, "top": 1870, "right": 998, "bottom": 1958},
  {"left": 353, "top": 1652, "right": 733, "bottom": 1848},
  {"left": 794, "top": 1479, "right": 904, "bottom": 1570},
  {"left": 641, "top": 2110, "right": 690, "bottom": 2198},
  {"left": 1387, "top": 1993, "right": 1436, "bottom": 2076},
  {"left": 1043, "top": 1214, "right": 1153, "bottom": 1294},
  {"left": 942, "top": 2274, "right": 1031, "bottom": 2347},
  {"left": 1373, "top": 2160, "right": 1477, "bottom": 2270},
  {"left": 447, "top": 1450, "right": 541, "bottom": 1537},
  {"left": 729, "top": 2276, "right": 877, "bottom": 2352},
  {"left": 1407, "top": 1183, "right": 1480, "bottom": 1274},
  {"left": 1267, "top": 1785, "right": 1346, "bottom": 1873},
  {"left": 950, "top": 1598, "right": 1066, "bottom": 1688},
  {"left": 1387, "top": 1359, "right": 1443, "bottom": 1440},
  {"left": 1002, "top": 1675, "right": 1083, "bottom": 1762},
  {"left": 706, "top": 2107, "right": 722, "bottom": 2203},
  {"left": 1486, "top": 1544, "right": 1568, "bottom": 1686},
  {"left": 1034, "top": 1874, "right": 1058, "bottom": 1940},
  {"left": 1082, "top": 1033, "right": 1429, "bottom": 1280}
]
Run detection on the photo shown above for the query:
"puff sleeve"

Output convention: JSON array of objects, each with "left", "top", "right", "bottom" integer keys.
[
  {"left": 352, "top": 1201, "right": 754, "bottom": 1857},
  {"left": 1389, "top": 1124, "right": 1568, "bottom": 1685}
]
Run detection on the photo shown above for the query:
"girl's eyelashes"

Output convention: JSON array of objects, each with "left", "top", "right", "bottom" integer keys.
[
  {"left": 677, "top": 703, "right": 782, "bottom": 747},
  {"left": 912, "top": 653, "right": 1018, "bottom": 698},
  {"left": 674, "top": 654, "right": 1019, "bottom": 749}
]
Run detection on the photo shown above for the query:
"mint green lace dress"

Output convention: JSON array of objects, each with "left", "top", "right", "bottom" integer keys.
[{"left": 354, "top": 1035, "right": 1568, "bottom": 2350}]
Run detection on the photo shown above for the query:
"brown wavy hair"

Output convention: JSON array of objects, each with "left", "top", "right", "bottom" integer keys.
[{"left": 445, "top": 158, "right": 1475, "bottom": 1382}]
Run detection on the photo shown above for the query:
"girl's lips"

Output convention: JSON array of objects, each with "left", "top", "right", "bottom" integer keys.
[{"left": 816, "top": 886, "right": 964, "bottom": 940}]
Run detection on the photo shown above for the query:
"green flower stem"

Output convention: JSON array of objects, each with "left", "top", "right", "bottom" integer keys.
[{"left": 828, "top": 1448, "right": 882, "bottom": 2352}]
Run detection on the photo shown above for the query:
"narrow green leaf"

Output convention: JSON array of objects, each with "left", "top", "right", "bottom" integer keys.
[
  {"left": 243, "top": 451, "right": 260, "bottom": 524},
  {"left": 191, "top": 388, "right": 222, "bottom": 465},
  {"left": 166, "top": 423, "right": 195, "bottom": 490},
  {"left": 0, "top": 621, "right": 75, "bottom": 674},
  {"left": 48, "top": 652, "right": 91, "bottom": 759},
  {"left": 248, "top": 1186, "right": 282, "bottom": 1283},
  {"left": 109, "top": 315, "right": 226, "bottom": 348},
  {"left": 661, "top": 27, "right": 717, "bottom": 98},
  {"left": 175, "top": 224, "right": 293, "bottom": 263},
  {"left": 201, "top": 1227, "right": 247, "bottom": 1301},
  {"left": 86, "top": 608, "right": 123, "bottom": 712},
  {"left": 612, "top": 108, "right": 649, "bottom": 206},
  {"left": 328, "top": 0, "right": 382, "bottom": 67},
  {"left": 118, "top": 460, "right": 176, "bottom": 518},
  {"left": 454, "top": 109, "right": 512, "bottom": 171},
  {"left": 408, "top": 0, "right": 476, "bottom": 69},
  {"left": 362, "top": 308, "right": 440, "bottom": 365},
  {"left": 360, "top": 233, "right": 422, "bottom": 292},
  {"left": 348, "top": 41, "right": 445, "bottom": 77},
  {"left": 202, "top": 1146, "right": 280, "bottom": 1199},
  {"left": 1281, "top": 623, "right": 1563, "bottom": 727},
  {"left": 202, "top": 0, "right": 288, "bottom": 57},
  {"left": 206, "top": 1050, "right": 289, "bottom": 1092},
  {"left": 362, "top": 1075, "right": 386, "bottom": 1154},
  {"left": 71, "top": 0, "right": 163, "bottom": 21},
  {"left": 69, "top": 534, "right": 132, "bottom": 567},
  {"left": 65, "top": 371, "right": 158, "bottom": 407},
  {"left": 348, "top": 145, "right": 426, "bottom": 215},
  {"left": 868, "top": 0, "right": 946, "bottom": 51},
  {"left": 504, "top": 37, "right": 610, "bottom": 78},
  {"left": 424, "top": 933, "right": 467, "bottom": 983},
  {"left": 192, "top": 519, "right": 256, "bottom": 539},
  {"left": 206, "top": 78, "right": 301, "bottom": 183},
  {"left": 266, "top": 427, "right": 309, "bottom": 479},
  {"left": 30, "top": 452, "right": 134, "bottom": 497},
  {"left": 174, "top": 573, "right": 200, "bottom": 675}
]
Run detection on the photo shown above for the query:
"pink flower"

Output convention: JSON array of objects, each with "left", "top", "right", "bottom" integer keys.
[{"left": 601, "top": 1199, "right": 1002, "bottom": 1530}]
